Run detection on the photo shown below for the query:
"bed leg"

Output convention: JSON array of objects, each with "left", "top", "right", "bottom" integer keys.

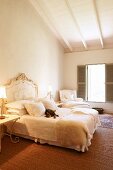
[
  {"left": 81, "top": 145, "right": 88, "bottom": 152},
  {"left": 85, "top": 146, "right": 88, "bottom": 151},
  {"left": 34, "top": 139, "right": 38, "bottom": 143}
]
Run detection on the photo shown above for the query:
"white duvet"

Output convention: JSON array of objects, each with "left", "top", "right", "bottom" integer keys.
[{"left": 7, "top": 108, "right": 101, "bottom": 152}]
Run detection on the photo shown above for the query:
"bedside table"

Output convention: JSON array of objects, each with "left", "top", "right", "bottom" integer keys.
[{"left": 0, "top": 114, "right": 20, "bottom": 152}]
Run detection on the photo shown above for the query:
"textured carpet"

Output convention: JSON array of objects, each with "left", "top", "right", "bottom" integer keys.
[
  {"left": 0, "top": 127, "right": 113, "bottom": 170},
  {"left": 99, "top": 114, "right": 113, "bottom": 129}
]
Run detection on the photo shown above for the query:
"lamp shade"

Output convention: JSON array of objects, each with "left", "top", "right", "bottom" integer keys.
[
  {"left": 0, "top": 86, "right": 7, "bottom": 98},
  {"left": 48, "top": 85, "right": 53, "bottom": 93}
]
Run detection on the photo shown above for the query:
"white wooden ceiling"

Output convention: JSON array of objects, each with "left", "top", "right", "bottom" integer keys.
[{"left": 29, "top": 0, "right": 113, "bottom": 53}]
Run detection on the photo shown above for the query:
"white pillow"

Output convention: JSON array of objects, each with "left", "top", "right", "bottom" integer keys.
[
  {"left": 40, "top": 98, "right": 58, "bottom": 110},
  {"left": 7, "top": 108, "right": 27, "bottom": 116},
  {"left": 5, "top": 100, "right": 34, "bottom": 109},
  {"left": 24, "top": 102, "right": 45, "bottom": 117}
]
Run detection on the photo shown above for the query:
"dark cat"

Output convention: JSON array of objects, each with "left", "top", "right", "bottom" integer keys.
[{"left": 45, "top": 109, "right": 59, "bottom": 119}]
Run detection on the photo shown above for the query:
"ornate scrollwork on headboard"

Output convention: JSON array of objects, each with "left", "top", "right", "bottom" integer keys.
[
  {"left": 6, "top": 73, "right": 38, "bottom": 102},
  {"left": 15, "top": 73, "right": 31, "bottom": 81},
  {"left": 7, "top": 73, "right": 37, "bottom": 85}
]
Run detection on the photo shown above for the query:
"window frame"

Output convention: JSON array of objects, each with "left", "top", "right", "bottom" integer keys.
[{"left": 77, "top": 63, "right": 113, "bottom": 103}]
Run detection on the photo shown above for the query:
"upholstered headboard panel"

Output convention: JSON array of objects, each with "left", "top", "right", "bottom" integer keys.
[{"left": 6, "top": 73, "right": 38, "bottom": 102}]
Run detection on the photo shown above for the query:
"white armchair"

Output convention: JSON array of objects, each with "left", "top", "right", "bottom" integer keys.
[
  {"left": 59, "top": 90, "right": 83, "bottom": 102},
  {"left": 59, "top": 90, "right": 90, "bottom": 108}
]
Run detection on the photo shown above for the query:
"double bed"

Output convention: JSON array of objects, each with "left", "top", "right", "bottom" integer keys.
[{"left": 5, "top": 73, "right": 100, "bottom": 152}]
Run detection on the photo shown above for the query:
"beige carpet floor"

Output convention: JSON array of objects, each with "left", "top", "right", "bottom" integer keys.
[{"left": 0, "top": 127, "right": 113, "bottom": 170}]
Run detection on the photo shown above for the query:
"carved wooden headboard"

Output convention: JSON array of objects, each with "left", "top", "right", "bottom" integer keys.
[{"left": 6, "top": 73, "right": 38, "bottom": 102}]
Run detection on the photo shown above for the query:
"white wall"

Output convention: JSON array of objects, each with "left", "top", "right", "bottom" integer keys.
[
  {"left": 64, "top": 49, "right": 113, "bottom": 113},
  {"left": 0, "top": 0, "right": 64, "bottom": 100}
]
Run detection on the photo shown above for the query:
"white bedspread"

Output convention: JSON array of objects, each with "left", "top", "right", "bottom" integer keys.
[{"left": 6, "top": 108, "right": 100, "bottom": 152}]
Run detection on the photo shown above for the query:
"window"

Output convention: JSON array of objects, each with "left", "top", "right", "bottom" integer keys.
[{"left": 77, "top": 63, "right": 113, "bottom": 102}]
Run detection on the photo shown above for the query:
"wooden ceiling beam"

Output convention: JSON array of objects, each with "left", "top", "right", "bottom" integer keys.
[
  {"left": 65, "top": 0, "right": 87, "bottom": 49},
  {"left": 29, "top": 0, "right": 73, "bottom": 52},
  {"left": 92, "top": 0, "right": 104, "bottom": 48}
]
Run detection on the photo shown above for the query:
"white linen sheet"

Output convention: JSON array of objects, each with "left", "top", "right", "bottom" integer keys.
[{"left": 6, "top": 108, "right": 100, "bottom": 152}]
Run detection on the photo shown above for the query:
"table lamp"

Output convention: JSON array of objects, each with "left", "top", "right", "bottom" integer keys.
[
  {"left": 47, "top": 85, "right": 53, "bottom": 99},
  {"left": 0, "top": 86, "right": 7, "bottom": 119}
]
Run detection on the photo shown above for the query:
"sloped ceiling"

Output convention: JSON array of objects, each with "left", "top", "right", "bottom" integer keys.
[{"left": 29, "top": 0, "right": 113, "bottom": 53}]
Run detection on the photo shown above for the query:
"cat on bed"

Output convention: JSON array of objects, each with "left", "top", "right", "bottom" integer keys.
[{"left": 45, "top": 109, "right": 59, "bottom": 119}]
